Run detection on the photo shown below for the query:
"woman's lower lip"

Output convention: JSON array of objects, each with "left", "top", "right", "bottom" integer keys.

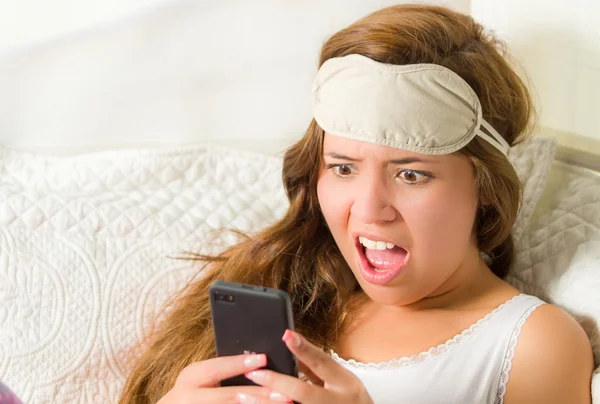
[{"left": 356, "top": 243, "right": 407, "bottom": 286}]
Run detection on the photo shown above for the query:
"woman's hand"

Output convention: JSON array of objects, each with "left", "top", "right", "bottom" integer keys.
[
  {"left": 242, "top": 330, "right": 374, "bottom": 404},
  {"left": 157, "top": 353, "right": 291, "bottom": 403}
]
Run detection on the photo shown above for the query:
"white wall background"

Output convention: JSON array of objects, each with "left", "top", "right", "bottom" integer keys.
[
  {"left": 472, "top": 0, "right": 600, "bottom": 143},
  {"left": 0, "top": 0, "right": 470, "bottom": 153},
  {"left": 0, "top": 0, "right": 172, "bottom": 53},
  {"left": 0, "top": 0, "right": 597, "bottom": 151},
  {"left": 0, "top": 0, "right": 469, "bottom": 54}
]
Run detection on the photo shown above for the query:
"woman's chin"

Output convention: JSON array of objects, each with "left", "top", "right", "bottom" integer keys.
[{"left": 352, "top": 276, "right": 420, "bottom": 306}]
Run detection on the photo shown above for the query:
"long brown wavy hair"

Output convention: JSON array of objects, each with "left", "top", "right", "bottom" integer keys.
[{"left": 119, "top": 4, "right": 534, "bottom": 403}]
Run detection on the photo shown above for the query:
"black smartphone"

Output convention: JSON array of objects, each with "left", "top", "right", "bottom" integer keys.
[{"left": 209, "top": 280, "right": 298, "bottom": 386}]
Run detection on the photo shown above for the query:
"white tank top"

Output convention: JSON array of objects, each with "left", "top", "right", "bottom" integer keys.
[{"left": 331, "top": 294, "right": 545, "bottom": 404}]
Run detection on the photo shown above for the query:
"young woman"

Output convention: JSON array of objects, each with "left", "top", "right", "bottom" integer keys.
[{"left": 119, "top": 4, "right": 593, "bottom": 403}]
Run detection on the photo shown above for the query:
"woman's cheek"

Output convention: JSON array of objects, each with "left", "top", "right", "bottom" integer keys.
[
  {"left": 407, "top": 192, "right": 476, "bottom": 262},
  {"left": 318, "top": 181, "right": 350, "bottom": 236}
]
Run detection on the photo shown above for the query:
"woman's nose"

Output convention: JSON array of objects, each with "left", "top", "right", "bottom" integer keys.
[{"left": 350, "top": 177, "right": 397, "bottom": 224}]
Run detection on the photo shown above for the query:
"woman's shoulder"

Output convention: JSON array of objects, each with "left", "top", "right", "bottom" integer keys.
[{"left": 503, "top": 303, "right": 594, "bottom": 403}]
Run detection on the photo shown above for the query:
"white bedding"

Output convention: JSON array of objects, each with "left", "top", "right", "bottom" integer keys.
[
  {"left": 0, "top": 145, "right": 287, "bottom": 402},
  {"left": 1, "top": 138, "right": 599, "bottom": 403}
]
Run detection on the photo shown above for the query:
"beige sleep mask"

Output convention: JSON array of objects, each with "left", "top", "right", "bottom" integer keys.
[{"left": 312, "top": 54, "right": 510, "bottom": 156}]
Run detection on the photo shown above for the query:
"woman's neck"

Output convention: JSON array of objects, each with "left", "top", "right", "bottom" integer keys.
[
  {"left": 335, "top": 263, "right": 518, "bottom": 363},
  {"left": 343, "top": 250, "right": 518, "bottom": 332}
]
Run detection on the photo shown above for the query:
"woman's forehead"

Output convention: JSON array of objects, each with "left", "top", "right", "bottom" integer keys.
[{"left": 322, "top": 132, "right": 442, "bottom": 162}]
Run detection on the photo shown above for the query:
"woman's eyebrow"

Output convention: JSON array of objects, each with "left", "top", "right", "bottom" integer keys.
[
  {"left": 325, "top": 152, "right": 360, "bottom": 161},
  {"left": 324, "top": 152, "right": 438, "bottom": 165},
  {"left": 387, "top": 157, "right": 439, "bottom": 164}
]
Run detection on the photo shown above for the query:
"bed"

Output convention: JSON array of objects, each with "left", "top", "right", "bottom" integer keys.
[{"left": 0, "top": 1, "right": 598, "bottom": 402}]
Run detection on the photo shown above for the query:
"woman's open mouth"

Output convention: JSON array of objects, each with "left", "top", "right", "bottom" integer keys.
[{"left": 355, "top": 236, "right": 409, "bottom": 285}]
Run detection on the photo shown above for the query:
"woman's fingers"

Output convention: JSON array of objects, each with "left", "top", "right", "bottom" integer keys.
[
  {"left": 177, "top": 354, "right": 267, "bottom": 387},
  {"left": 235, "top": 392, "right": 292, "bottom": 404},
  {"left": 240, "top": 331, "right": 373, "bottom": 403},
  {"left": 196, "top": 386, "right": 277, "bottom": 404},
  {"left": 283, "top": 330, "right": 355, "bottom": 387},
  {"left": 159, "top": 384, "right": 271, "bottom": 404},
  {"left": 298, "top": 359, "right": 324, "bottom": 387},
  {"left": 245, "top": 369, "right": 321, "bottom": 403}
]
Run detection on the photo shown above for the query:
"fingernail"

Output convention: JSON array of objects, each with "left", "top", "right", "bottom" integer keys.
[
  {"left": 282, "top": 329, "right": 293, "bottom": 342},
  {"left": 245, "top": 370, "right": 266, "bottom": 383},
  {"left": 270, "top": 391, "right": 292, "bottom": 402},
  {"left": 283, "top": 331, "right": 300, "bottom": 348},
  {"left": 237, "top": 393, "right": 259, "bottom": 404},
  {"left": 244, "top": 354, "right": 266, "bottom": 369}
]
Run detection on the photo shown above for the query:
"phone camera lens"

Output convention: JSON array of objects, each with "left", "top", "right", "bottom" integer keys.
[{"left": 215, "top": 292, "right": 234, "bottom": 303}]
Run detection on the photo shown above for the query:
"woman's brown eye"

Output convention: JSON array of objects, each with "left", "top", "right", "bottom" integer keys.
[
  {"left": 404, "top": 171, "right": 417, "bottom": 182},
  {"left": 399, "top": 170, "right": 426, "bottom": 184},
  {"left": 336, "top": 165, "right": 352, "bottom": 176}
]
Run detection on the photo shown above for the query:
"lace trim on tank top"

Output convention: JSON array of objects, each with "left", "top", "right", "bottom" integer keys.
[
  {"left": 494, "top": 301, "right": 545, "bottom": 404},
  {"left": 330, "top": 293, "right": 525, "bottom": 370}
]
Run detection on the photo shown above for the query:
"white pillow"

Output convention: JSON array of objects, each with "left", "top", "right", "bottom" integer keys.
[
  {"left": 0, "top": 145, "right": 288, "bottom": 403},
  {"left": 0, "top": 137, "right": 561, "bottom": 403},
  {"left": 508, "top": 160, "right": 600, "bottom": 399},
  {"left": 508, "top": 136, "right": 557, "bottom": 242}
]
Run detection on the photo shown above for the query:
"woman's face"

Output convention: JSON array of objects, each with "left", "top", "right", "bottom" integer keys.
[{"left": 317, "top": 133, "right": 481, "bottom": 306}]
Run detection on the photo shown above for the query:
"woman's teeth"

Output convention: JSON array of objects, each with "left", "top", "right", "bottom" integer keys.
[{"left": 358, "top": 236, "right": 396, "bottom": 250}]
